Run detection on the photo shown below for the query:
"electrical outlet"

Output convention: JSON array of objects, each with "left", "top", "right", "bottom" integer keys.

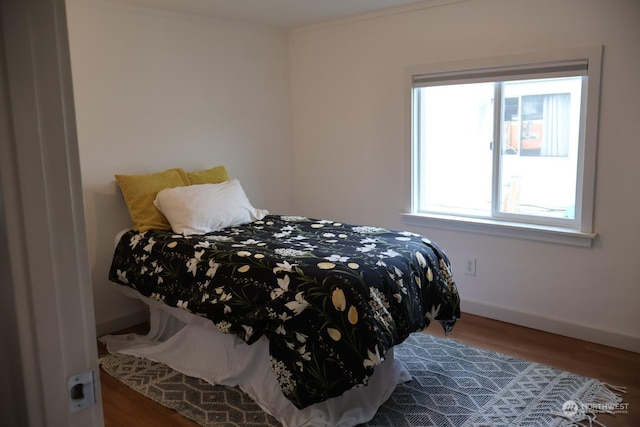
[{"left": 464, "top": 258, "right": 476, "bottom": 276}]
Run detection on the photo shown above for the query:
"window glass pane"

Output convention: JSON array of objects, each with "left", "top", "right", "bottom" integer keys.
[
  {"left": 416, "top": 83, "right": 494, "bottom": 216},
  {"left": 499, "top": 76, "right": 583, "bottom": 219}
]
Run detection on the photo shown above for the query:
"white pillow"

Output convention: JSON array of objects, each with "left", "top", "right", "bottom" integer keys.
[{"left": 153, "top": 179, "right": 268, "bottom": 235}]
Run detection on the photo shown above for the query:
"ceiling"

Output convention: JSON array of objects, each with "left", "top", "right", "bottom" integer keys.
[{"left": 109, "top": 0, "right": 440, "bottom": 28}]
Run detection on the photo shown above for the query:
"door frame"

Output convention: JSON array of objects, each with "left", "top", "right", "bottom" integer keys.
[{"left": 0, "top": 0, "right": 103, "bottom": 425}]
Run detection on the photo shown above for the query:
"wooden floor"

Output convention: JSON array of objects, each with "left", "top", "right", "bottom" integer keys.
[{"left": 98, "top": 313, "right": 639, "bottom": 427}]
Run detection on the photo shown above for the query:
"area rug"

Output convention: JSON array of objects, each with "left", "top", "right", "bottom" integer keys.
[{"left": 99, "top": 333, "right": 625, "bottom": 427}]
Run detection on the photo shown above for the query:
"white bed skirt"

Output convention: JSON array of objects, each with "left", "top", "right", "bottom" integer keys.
[{"left": 100, "top": 286, "right": 411, "bottom": 427}]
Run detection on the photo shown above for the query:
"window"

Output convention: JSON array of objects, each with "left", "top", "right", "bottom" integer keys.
[{"left": 407, "top": 48, "right": 602, "bottom": 246}]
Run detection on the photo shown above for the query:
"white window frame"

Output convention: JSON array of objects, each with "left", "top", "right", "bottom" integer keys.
[{"left": 403, "top": 47, "right": 602, "bottom": 247}]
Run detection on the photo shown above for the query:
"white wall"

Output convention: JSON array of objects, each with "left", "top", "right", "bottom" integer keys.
[
  {"left": 67, "top": 0, "right": 293, "bottom": 335},
  {"left": 289, "top": 0, "right": 640, "bottom": 351}
]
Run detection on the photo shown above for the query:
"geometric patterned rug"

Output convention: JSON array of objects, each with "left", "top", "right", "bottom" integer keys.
[{"left": 99, "top": 333, "right": 625, "bottom": 427}]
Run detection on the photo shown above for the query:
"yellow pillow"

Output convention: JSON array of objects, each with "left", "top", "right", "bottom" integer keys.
[
  {"left": 187, "top": 165, "right": 230, "bottom": 185},
  {"left": 115, "top": 168, "right": 189, "bottom": 231}
]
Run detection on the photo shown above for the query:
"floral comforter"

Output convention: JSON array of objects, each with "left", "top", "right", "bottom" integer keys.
[{"left": 109, "top": 215, "right": 460, "bottom": 409}]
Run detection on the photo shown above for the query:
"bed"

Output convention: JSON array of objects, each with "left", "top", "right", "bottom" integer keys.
[{"left": 101, "top": 167, "right": 460, "bottom": 427}]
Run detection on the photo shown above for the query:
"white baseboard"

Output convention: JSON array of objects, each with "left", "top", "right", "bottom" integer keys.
[
  {"left": 461, "top": 298, "right": 640, "bottom": 353},
  {"left": 95, "top": 308, "right": 149, "bottom": 337}
]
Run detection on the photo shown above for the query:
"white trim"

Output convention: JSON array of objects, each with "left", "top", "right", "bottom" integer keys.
[
  {"left": 95, "top": 308, "right": 149, "bottom": 338},
  {"left": 577, "top": 46, "right": 603, "bottom": 235},
  {"left": 401, "top": 213, "right": 596, "bottom": 247},
  {"left": 461, "top": 298, "right": 640, "bottom": 354}
]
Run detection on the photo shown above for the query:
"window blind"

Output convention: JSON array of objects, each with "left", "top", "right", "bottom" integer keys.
[{"left": 412, "top": 59, "right": 589, "bottom": 87}]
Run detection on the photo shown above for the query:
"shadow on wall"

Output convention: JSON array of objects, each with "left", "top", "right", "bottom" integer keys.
[{"left": 89, "top": 184, "right": 145, "bottom": 335}]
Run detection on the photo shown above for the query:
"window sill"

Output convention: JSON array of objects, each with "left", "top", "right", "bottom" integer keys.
[{"left": 401, "top": 213, "right": 596, "bottom": 247}]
